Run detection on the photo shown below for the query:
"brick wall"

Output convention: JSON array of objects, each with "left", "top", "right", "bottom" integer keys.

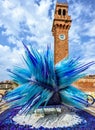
[{"left": 73, "top": 76, "right": 95, "bottom": 92}]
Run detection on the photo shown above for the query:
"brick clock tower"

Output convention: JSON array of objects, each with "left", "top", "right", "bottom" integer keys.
[
  {"left": 52, "top": 2, "right": 95, "bottom": 93},
  {"left": 52, "top": 2, "right": 72, "bottom": 64}
]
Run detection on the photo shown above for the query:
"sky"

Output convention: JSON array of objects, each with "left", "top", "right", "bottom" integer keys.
[{"left": 0, "top": 0, "right": 95, "bottom": 81}]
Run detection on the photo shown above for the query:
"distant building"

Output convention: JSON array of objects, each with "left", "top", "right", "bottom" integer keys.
[
  {"left": 52, "top": 2, "right": 95, "bottom": 92},
  {"left": 0, "top": 80, "right": 18, "bottom": 96}
]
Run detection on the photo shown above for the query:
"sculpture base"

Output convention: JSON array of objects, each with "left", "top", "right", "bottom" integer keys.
[{"left": 0, "top": 106, "right": 95, "bottom": 129}]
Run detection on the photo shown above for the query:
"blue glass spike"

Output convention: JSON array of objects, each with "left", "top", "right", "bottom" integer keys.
[{"left": 23, "top": 43, "right": 38, "bottom": 66}]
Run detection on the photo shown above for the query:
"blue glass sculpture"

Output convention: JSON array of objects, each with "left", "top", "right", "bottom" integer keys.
[{"left": 0, "top": 44, "right": 95, "bottom": 124}]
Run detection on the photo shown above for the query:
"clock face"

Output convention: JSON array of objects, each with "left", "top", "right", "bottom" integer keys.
[{"left": 59, "top": 34, "right": 65, "bottom": 40}]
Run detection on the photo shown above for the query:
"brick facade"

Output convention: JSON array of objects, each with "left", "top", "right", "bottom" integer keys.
[{"left": 73, "top": 76, "right": 95, "bottom": 92}]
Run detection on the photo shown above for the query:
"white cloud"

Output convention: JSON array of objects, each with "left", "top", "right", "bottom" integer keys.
[
  {"left": 0, "top": 0, "right": 55, "bottom": 81},
  {"left": 69, "top": 1, "right": 95, "bottom": 38},
  {"left": 67, "top": 0, "right": 95, "bottom": 74},
  {"left": 0, "top": 0, "right": 54, "bottom": 47},
  {"left": 83, "top": 19, "right": 95, "bottom": 37},
  {"left": 69, "top": 0, "right": 95, "bottom": 54},
  {"left": 0, "top": 44, "right": 24, "bottom": 81}
]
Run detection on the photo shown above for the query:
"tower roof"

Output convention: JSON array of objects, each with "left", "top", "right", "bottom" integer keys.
[{"left": 57, "top": 0, "right": 68, "bottom": 4}]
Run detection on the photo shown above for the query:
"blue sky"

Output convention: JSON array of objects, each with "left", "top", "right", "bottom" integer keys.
[{"left": 0, "top": 0, "right": 95, "bottom": 81}]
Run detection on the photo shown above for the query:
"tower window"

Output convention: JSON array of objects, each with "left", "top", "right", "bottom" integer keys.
[
  {"left": 63, "top": 9, "right": 66, "bottom": 16},
  {"left": 58, "top": 9, "right": 61, "bottom": 15}
]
